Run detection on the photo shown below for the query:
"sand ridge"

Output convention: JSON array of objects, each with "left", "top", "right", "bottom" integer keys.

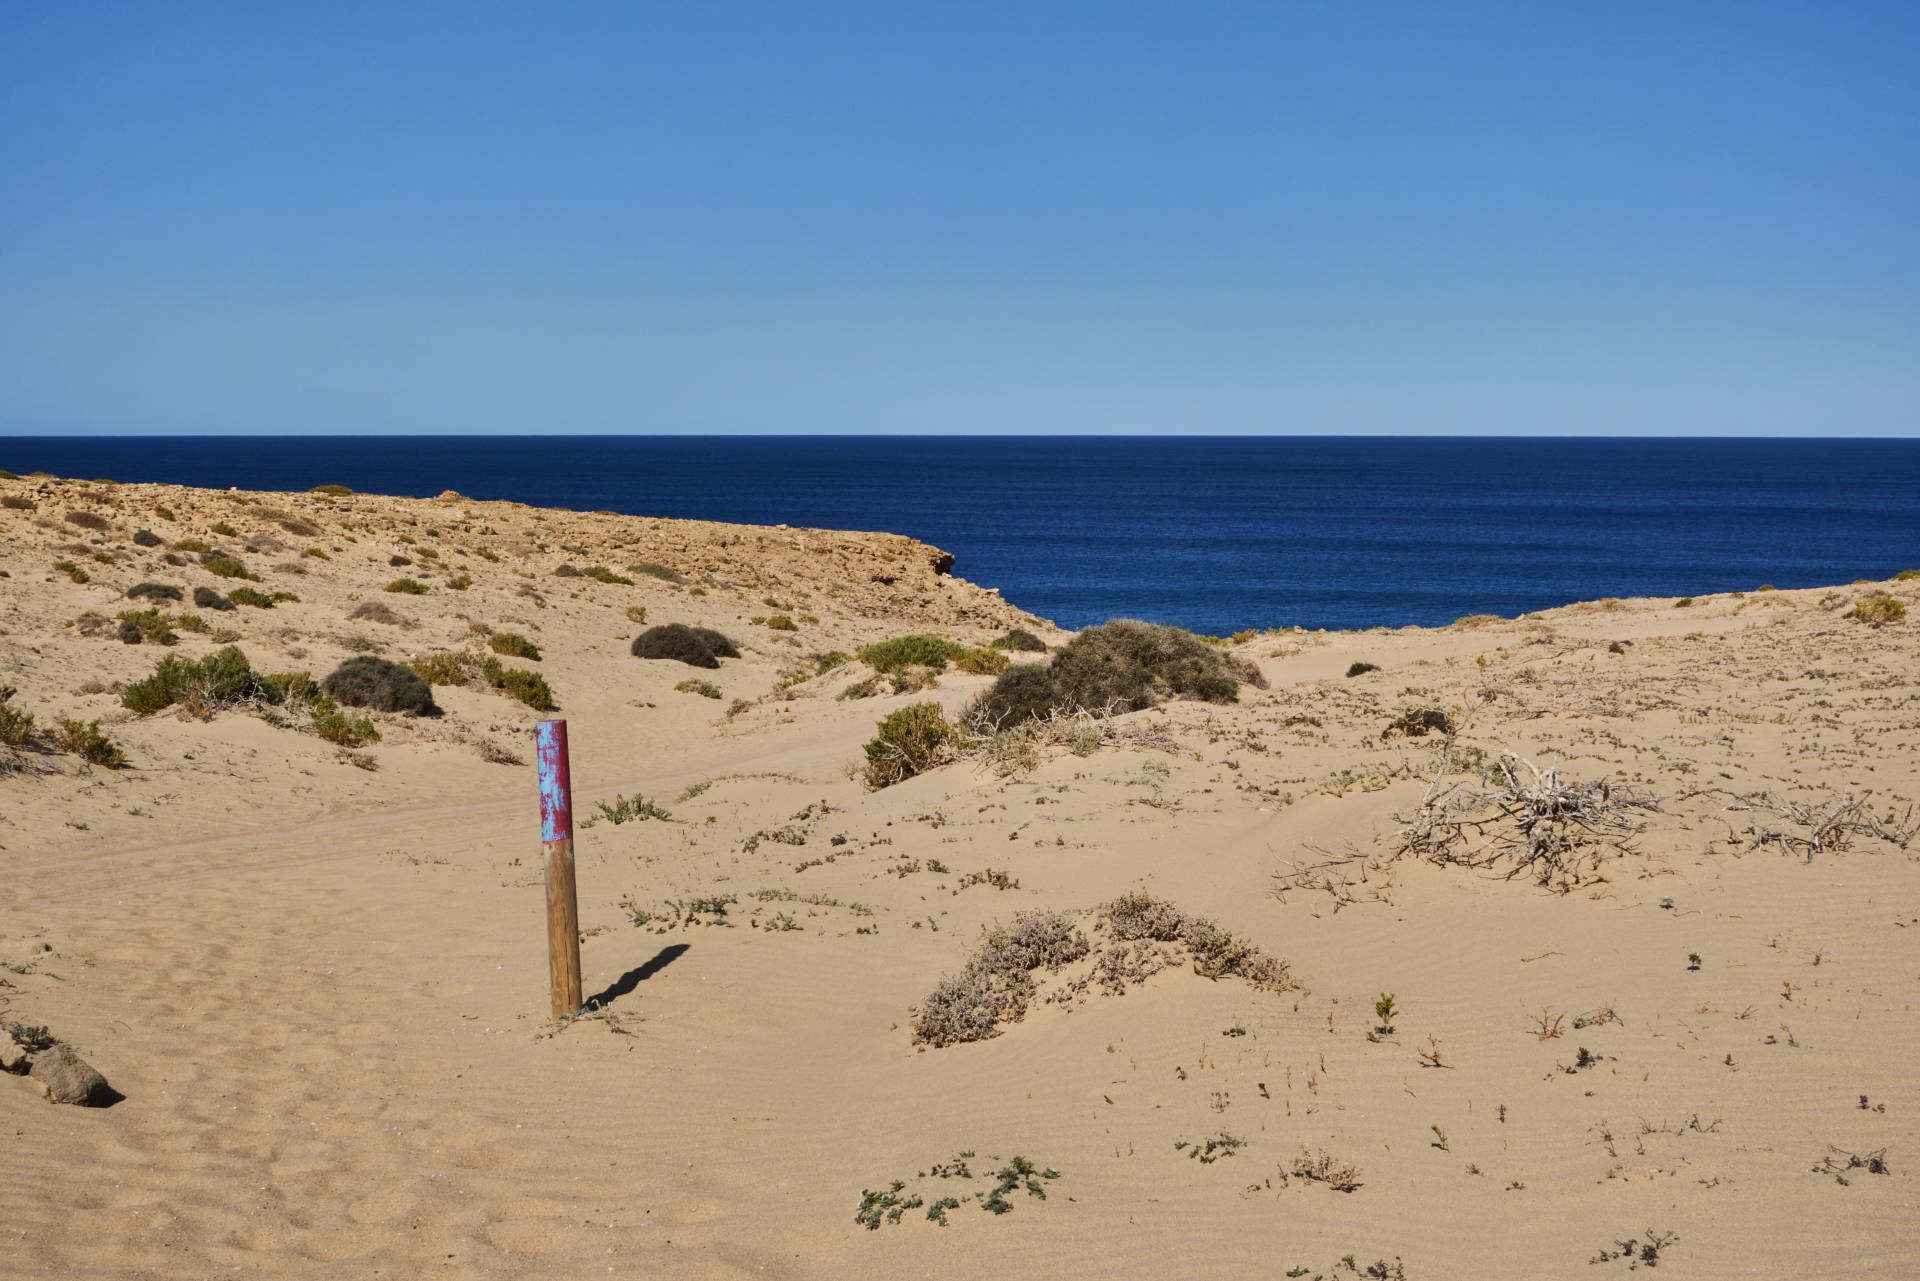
[{"left": 2, "top": 470, "right": 1917, "bottom": 1278}]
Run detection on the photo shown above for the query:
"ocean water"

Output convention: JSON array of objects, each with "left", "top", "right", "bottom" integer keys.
[{"left": 5, "top": 436, "right": 1917, "bottom": 634}]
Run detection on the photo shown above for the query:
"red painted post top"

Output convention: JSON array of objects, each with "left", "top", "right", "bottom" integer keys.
[{"left": 535, "top": 719, "right": 572, "bottom": 843}]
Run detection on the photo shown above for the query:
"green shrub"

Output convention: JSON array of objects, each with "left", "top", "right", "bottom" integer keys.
[
  {"left": 114, "top": 608, "right": 176, "bottom": 644},
  {"left": 625, "top": 604, "right": 648, "bottom": 625},
  {"left": 1051, "top": 620, "right": 1262, "bottom": 714},
  {"left": 227, "top": 587, "right": 274, "bottom": 608},
  {"left": 0, "top": 686, "right": 34, "bottom": 746},
  {"left": 389, "top": 554, "right": 412, "bottom": 567},
  {"left": 132, "top": 529, "right": 162, "bottom": 547},
  {"left": 384, "top": 578, "right": 429, "bottom": 595},
  {"left": 303, "top": 547, "right": 330, "bottom": 560},
  {"left": 488, "top": 632, "right": 541, "bottom": 660},
  {"left": 631, "top": 624, "right": 738, "bottom": 668},
  {"left": 52, "top": 559, "right": 89, "bottom": 584},
  {"left": 126, "top": 582, "right": 182, "bottom": 601},
  {"left": 313, "top": 711, "right": 380, "bottom": 747},
  {"left": 764, "top": 614, "right": 798, "bottom": 631},
  {"left": 309, "top": 483, "right": 354, "bottom": 496},
  {"left": 593, "top": 793, "right": 671, "bottom": 824},
  {"left": 445, "top": 575, "right": 471, "bottom": 590},
  {"left": 990, "top": 628, "right": 1047, "bottom": 652},
  {"left": 674, "top": 678, "right": 722, "bottom": 699},
  {"left": 1346, "top": 661, "right": 1379, "bottom": 677},
  {"left": 628, "top": 562, "right": 684, "bottom": 583},
  {"left": 952, "top": 646, "right": 1011, "bottom": 675},
  {"left": 153, "top": 505, "right": 177, "bottom": 521},
  {"left": 53, "top": 717, "right": 123, "bottom": 766},
  {"left": 581, "top": 566, "right": 633, "bottom": 585},
  {"left": 122, "top": 645, "right": 268, "bottom": 714},
  {"left": 175, "top": 613, "right": 210, "bottom": 633},
  {"left": 192, "top": 586, "right": 235, "bottom": 611},
  {"left": 408, "top": 651, "right": 479, "bottom": 686},
  {"left": 1673, "top": 597, "right": 1694, "bottom": 608},
  {"left": 1894, "top": 569, "right": 1920, "bottom": 581},
  {"left": 1852, "top": 592, "right": 1907, "bottom": 627},
  {"left": 863, "top": 702, "right": 959, "bottom": 789},
  {"left": 322, "top": 656, "right": 439, "bottom": 715},
  {"left": 859, "top": 635, "right": 960, "bottom": 674},
  {"left": 481, "top": 657, "right": 555, "bottom": 711},
  {"left": 966, "top": 663, "right": 1059, "bottom": 730},
  {"left": 173, "top": 537, "right": 212, "bottom": 554},
  {"left": 815, "top": 651, "right": 852, "bottom": 675},
  {"left": 202, "top": 554, "right": 258, "bottom": 580},
  {"left": 270, "top": 591, "right": 299, "bottom": 603}
]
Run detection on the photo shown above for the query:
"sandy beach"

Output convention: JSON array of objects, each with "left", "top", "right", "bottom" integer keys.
[{"left": 3, "top": 470, "right": 1915, "bottom": 1279}]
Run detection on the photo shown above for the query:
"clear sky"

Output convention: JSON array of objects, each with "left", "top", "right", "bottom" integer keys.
[{"left": 3, "top": 2, "right": 1916, "bottom": 437}]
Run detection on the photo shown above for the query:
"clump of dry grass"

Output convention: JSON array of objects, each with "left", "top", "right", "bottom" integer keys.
[
  {"left": 912, "top": 893, "right": 1292, "bottom": 1047},
  {"left": 1394, "top": 753, "right": 1661, "bottom": 892}
]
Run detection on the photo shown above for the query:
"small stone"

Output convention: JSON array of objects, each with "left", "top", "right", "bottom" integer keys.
[
  {"left": 28, "top": 1044, "right": 111, "bottom": 1106},
  {"left": 0, "top": 1039, "right": 26, "bottom": 1074}
]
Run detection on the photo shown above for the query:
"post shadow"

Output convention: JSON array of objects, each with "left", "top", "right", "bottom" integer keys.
[{"left": 584, "top": 943, "right": 689, "bottom": 1010}]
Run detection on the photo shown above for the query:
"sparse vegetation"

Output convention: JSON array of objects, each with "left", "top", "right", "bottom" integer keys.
[
  {"left": 202, "top": 553, "right": 259, "bottom": 580},
  {"left": 113, "top": 608, "right": 176, "bottom": 644},
  {"left": 1850, "top": 592, "right": 1906, "bottom": 626},
  {"left": 226, "top": 586, "right": 275, "bottom": 608},
  {"left": 1346, "top": 661, "right": 1379, "bottom": 677},
  {"left": 580, "top": 565, "right": 633, "bottom": 585},
  {"left": 131, "top": 529, "right": 162, "bottom": 547},
  {"left": 407, "top": 651, "right": 480, "bottom": 686},
  {"left": 191, "top": 586, "right": 234, "bottom": 611},
  {"left": 675, "top": 678, "right": 722, "bottom": 699},
  {"left": 65, "top": 510, "right": 109, "bottom": 531},
  {"left": 0, "top": 687, "right": 34, "bottom": 746},
  {"left": 967, "top": 620, "right": 1264, "bottom": 730},
  {"left": 384, "top": 577, "right": 429, "bottom": 595},
  {"left": 990, "top": 628, "right": 1047, "bottom": 652},
  {"left": 593, "top": 793, "right": 672, "bottom": 824},
  {"left": 126, "top": 582, "right": 183, "bottom": 601},
  {"left": 51, "top": 717, "right": 124, "bottom": 767}
]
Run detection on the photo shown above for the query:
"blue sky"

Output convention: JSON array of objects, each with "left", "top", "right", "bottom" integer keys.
[{"left": 3, "top": 2, "right": 1915, "bottom": 436}]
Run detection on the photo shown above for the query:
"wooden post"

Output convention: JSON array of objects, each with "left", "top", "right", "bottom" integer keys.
[{"left": 536, "top": 719, "right": 583, "bottom": 1018}]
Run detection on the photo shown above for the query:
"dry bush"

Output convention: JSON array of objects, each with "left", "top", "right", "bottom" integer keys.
[
  {"left": 1684, "top": 787, "right": 1917, "bottom": 858},
  {"left": 1288, "top": 1147, "right": 1363, "bottom": 1192},
  {"left": 912, "top": 894, "right": 1291, "bottom": 1048},
  {"left": 1394, "top": 753, "right": 1661, "bottom": 892},
  {"left": 347, "top": 600, "right": 410, "bottom": 627}
]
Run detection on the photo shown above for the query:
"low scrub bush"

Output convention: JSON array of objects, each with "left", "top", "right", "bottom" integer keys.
[
  {"left": 65, "top": 511, "right": 109, "bottom": 531},
  {"left": 481, "top": 657, "right": 555, "bottom": 711},
  {"left": 628, "top": 562, "right": 684, "bottom": 583},
  {"left": 53, "top": 717, "right": 123, "bottom": 766},
  {"left": 764, "top": 614, "right": 799, "bottom": 631},
  {"left": 126, "top": 582, "right": 183, "bottom": 602},
  {"left": 2, "top": 495, "right": 36, "bottom": 512},
  {"left": 309, "top": 483, "right": 354, "bottom": 496},
  {"left": 208, "top": 520, "right": 238, "bottom": 537},
  {"left": 1346, "top": 661, "right": 1379, "bottom": 677},
  {"left": 384, "top": 578, "right": 429, "bottom": 595},
  {"left": 1893, "top": 568, "right": 1920, "bottom": 581},
  {"left": 863, "top": 702, "right": 959, "bottom": 789},
  {"left": 408, "top": 651, "right": 479, "bottom": 686},
  {"left": 445, "top": 574, "right": 471, "bottom": 590},
  {"left": 1383, "top": 708, "right": 1453, "bottom": 739},
  {"left": 122, "top": 646, "right": 268, "bottom": 714},
  {"left": 581, "top": 566, "right": 632, "bottom": 585},
  {"left": 593, "top": 793, "right": 671, "bottom": 824},
  {"left": 347, "top": 600, "right": 408, "bottom": 625},
  {"left": 625, "top": 604, "right": 648, "bottom": 624},
  {"left": 226, "top": 586, "right": 274, "bottom": 608},
  {"left": 0, "top": 686, "right": 34, "bottom": 746},
  {"left": 553, "top": 563, "right": 582, "bottom": 578},
  {"left": 859, "top": 635, "right": 960, "bottom": 674},
  {"left": 52, "top": 559, "right": 89, "bottom": 584},
  {"left": 175, "top": 612, "right": 210, "bottom": 633},
  {"left": 967, "top": 620, "right": 1262, "bottom": 729},
  {"left": 488, "top": 632, "right": 541, "bottom": 660},
  {"left": 675, "top": 678, "right": 722, "bottom": 698},
  {"left": 192, "top": 586, "right": 235, "bottom": 611},
  {"left": 132, "top": 529, "right": 162, "bottom": 547},
  {"left": 114, "top": 608, "right": 176, "bottom": 644},
  {"left": 631, "top": 624, "right": 739, "bottom": 668},
  {"left": 389, "top": 554, "right": 412, "bottom": 567},
  {"left": 990, "top": 628, "right": 1047, "bottom": 652},
  {"left": 313, "top": 710, "right": 379, "bottom": 747},
  {"left": 322, "top": 656, "right": 439, "bottom": 715},
  {"left": 303, "top": 547, "right": 329, "bottom": 559},
  {"left": 952, "top": 646, "right": 1011, "bottom": 675},
  {"left": 202, "top": 554, "right": 258, "bottom": 580},
  {"left": 173, "top": 537, "right": 212, "bottom": 554},
  {"left": 1852, "top": 592, "right": 1907, "bottom": 627}
]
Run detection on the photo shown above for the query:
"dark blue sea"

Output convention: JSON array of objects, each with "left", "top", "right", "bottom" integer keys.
[{"left": 5, "top": 437, "right": 1917, "bottom": 634}]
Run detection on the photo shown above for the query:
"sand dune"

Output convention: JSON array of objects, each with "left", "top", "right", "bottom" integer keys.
[{"left": 3, "top": 471, "right": 1916, "bottom": 1278}]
